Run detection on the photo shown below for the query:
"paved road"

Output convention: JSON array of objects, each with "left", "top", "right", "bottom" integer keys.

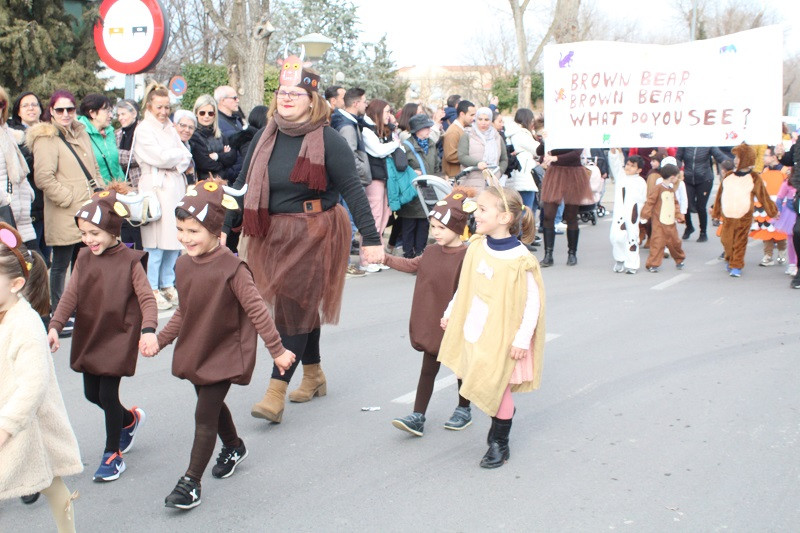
[{"left": 2, "top": 212, "right": 799, "bottom": 532}]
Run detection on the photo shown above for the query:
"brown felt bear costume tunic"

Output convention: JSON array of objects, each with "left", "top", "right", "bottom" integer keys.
[{"left": 711, "top": 143, "right": 777, "bottom": 270}]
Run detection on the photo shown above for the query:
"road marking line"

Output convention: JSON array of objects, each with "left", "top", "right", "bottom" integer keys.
[
  {"left": 391, "top": 333, "right": 561, "bottom": 404},
  {"left": 705, "top": 257, "right": 723, "bottom": 265},
  {"left": 650, "top": 273, "right": 691, "bottom": 291}
]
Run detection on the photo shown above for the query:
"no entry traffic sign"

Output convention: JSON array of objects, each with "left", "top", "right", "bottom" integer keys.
[{"left": 94, "top": 0, "right": 170, "bottom": 74}]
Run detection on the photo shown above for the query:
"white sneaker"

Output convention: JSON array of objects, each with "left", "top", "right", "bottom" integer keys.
[
  {"left": 759, "top": 254, "right": 775, "bottom": 266},
  {"left": 776, "top": 250, "right": 787, "bottom": 265},
  {"left": 153, "top": 290, "right": 172, "bottom": 310},
  {"left": 161, "top": 286, "right": 179, "bottom": 305},
  {"left": 625, "top": 268, "right": 637, "bottom": 274},
  {"left": 554, "top": 222, "right": 567, "bottom": 234},
  {"left": 363, "top": 263, "right": 381, "bottom": 273},
  {"left": 379, "top": 264, "right": 390, "bottom": 270},
  {"left": 613, "top": 261, "right": 625, "bottom": 273},
  {"left": 786, "top": 264, "right": 798, "bottom": 276}
]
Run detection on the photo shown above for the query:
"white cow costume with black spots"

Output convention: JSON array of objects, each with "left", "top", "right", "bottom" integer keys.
[{"left": 608, "top": 150, "right": 647, "bottom": 272}]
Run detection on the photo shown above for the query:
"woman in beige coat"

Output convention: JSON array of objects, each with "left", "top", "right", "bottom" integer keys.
[
  {"left": 133, "top": 83, "right": 192, "bottom": 310},
  {"left": 27, "top": 90, "right": 101, "bottom": 325},
  {"left": 0, "top": 225, "right": 82, "bottom": 531}
]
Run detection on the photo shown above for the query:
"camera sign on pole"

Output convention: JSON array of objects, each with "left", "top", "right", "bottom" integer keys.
[{"left": 94, "top": 0, "right": 170, "bottom": 74}]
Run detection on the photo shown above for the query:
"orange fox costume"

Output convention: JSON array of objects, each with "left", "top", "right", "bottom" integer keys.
[{"left": 711, "top": 143, "right": 777, "bottom": 271}]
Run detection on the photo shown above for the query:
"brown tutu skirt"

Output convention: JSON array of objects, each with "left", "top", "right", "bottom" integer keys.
[
  {"left": 240, "top": 205, "right": 350, "bottom": 335},
  {"left": 540, "top": 165, "right": 594, "bottom": 205}
]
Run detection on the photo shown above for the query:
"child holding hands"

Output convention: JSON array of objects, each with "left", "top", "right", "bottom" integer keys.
[
  {"left": 388, "top": 188, "right": 474, "bottom": 436},
  {"left": 0, "top": 223, "right": 83, "bottom": 532},
  {"left": 141, "top": 179, "right": 295, "bottom": 510},
  {"left": 438, "top": 186, "right": 546, "bottom": 468},
  {"left": 48, "top": 184, "right": 157, "bottom": 482},
  {"left": 640, "top": 163, "right": 687, "bottom": 272}
]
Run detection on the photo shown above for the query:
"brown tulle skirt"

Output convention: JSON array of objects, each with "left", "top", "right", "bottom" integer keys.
[
  {"left": 540, "top": 165, "right": 594, "bottom": 205},
  {"left": 240, "top": 205, "right": 350, "bottom": 335}
]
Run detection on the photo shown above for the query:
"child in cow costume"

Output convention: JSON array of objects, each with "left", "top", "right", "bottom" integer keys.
[{"left": 711, "top": 143, "right": 778, "bottom": 277}]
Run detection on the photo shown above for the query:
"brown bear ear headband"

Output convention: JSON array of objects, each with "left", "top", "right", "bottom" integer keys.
[{"left": 0, "top": 223, "right": 32, "bottom": 279}]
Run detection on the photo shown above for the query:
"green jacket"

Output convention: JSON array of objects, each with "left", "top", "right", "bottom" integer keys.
[{"left": 76, "top": 115, "right": 124, "bottom": 184}]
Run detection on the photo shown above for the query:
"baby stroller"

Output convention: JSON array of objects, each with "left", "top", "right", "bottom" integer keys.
[{"left": 579, "top": 159, "right": 607, "bottom": 225}]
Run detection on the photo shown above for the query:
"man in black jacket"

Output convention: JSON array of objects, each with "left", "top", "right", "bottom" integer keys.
[{"left": 675, "top": 146, "right": 732, "bottom": 241}]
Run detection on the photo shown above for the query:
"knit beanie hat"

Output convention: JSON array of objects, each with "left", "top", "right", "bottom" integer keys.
[
  {"left": 75, "top": 182, "right": 132, "bottom": 236},
  {"left": 176, "top": 178, "right": 247, "bottom": 236},
  {"left": 429, "top": 187, "right": 477, "bottom": 235}
]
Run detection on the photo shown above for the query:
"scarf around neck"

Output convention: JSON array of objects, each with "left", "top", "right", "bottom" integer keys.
[
  {"left": 415, "top": 135, "right": 429, "bottom": 155},
  {"left": 242, "top": 113, "right": 327, "bottom": 236},
  {"left": 0, "top": 123, "right": 29, "bottom": 187}
]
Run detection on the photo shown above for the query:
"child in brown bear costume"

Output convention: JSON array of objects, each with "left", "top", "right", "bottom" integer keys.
[
  {"left": 711, "top": 143, "right": 777, "bottom": 277},
  {"left": 641, "top": 163, "right": 686, "bottom": 271}
]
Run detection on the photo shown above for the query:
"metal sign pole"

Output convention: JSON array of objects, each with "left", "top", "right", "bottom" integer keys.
[{"left": 125, "top": 74, "right": 135, "bottom": 100}]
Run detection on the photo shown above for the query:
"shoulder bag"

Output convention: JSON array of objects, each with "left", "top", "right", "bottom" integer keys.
[{"left": 0, "top": 178, "right": 16, "bottom": 227}]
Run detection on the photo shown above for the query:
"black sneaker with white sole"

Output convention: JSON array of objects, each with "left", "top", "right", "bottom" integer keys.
[
  {"left": 211, "top": 441, "right": 248, "bottom": 479},
  {"left": 165, "top": 476, "right": 201, "bottom": 510}
]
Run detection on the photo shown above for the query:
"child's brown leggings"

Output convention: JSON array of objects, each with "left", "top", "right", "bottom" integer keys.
[
  {"left": 186, "top": 381, "right": 241, "bottom": 482},
  {"left": 414, "top": 351, "right": 470, "bottom": 414}
]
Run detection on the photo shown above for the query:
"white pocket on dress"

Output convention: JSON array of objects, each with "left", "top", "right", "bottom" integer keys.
[{"left": 463, "top": 295, "right": 489, "bottom": 344}]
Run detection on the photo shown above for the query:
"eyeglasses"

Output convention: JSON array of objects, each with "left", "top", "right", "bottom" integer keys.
[
  {"left": 197, "top": 110, "right": 215, "bottom": 117},
  {"left": 275, "top": 90, "right": 309, "bottom": 101},
  {"left": 53, "top": 106, "right": 76, "bottom": 115},
  {"left": 20, "top": 102, "right": 40, "bottom": 109},
  {"left": 176, "top": 122, "right": 196, "bottom": 131},
  {"left": 224, "top": 95, "right": 239, "bottom": 101}
]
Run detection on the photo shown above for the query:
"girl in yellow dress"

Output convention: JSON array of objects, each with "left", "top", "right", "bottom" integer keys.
[{"left": 438, "top": 185, "right": 545, "bottom": 468}]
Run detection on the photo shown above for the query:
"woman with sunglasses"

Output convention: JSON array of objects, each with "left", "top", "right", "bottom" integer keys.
[
  {"left": 27, "top": 90, "right": 102, "bottom": 334},
  {"left": 132, "top": 83, "right": 192, "bottom": 311},
  {"left": 222, "top": 72, "right": 382, "bottom": 424},
  {"left": 189, "top": 94, "right": 238, "bottom": 183}
]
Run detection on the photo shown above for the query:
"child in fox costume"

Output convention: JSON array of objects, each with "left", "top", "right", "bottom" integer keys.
[{"left": 711, "top": 143, "right": 777, "bottom": 277}]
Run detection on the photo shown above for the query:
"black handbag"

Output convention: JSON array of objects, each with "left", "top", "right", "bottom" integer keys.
[{"left": 0, "top": 178, "right": 16, "bottom": 227}]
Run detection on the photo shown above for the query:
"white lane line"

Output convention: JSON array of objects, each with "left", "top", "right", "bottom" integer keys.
[
  {"left": 705, "top": 257, "right": 723, "bottom": 265},
  {"left": 391, "top": 333, "right": 561, "bottom": 404},
  {"left": 650, "top": 273, "right": 691, "bottom": 291},
  {"left": 704, "top": 240, "right": 758, "bottom": 264}
]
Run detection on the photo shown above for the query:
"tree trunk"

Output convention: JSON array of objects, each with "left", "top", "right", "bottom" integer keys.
[
  {"left": 509, "top": 0, "right": 532, "bottom": 109},
  {"left": 239, "top": 36, "right": 268, "bottom": 112},
  {"left": 552, "top": 0, "right": 581, "bottom": 44},
  {"left": 226, "top": 0, "right": 244, "bottom": 93}
]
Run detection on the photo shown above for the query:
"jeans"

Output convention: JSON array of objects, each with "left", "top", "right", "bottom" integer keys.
[
  {"left": 144, "top": 248, "right": 180, "bottom": 290},
  {"left": 32, "top": 218, "right": 51, "bottom": 266},
  {"left": 340, "top": 198, "right": 357, "bottom": 241},
  {"left": 519, "top": 191, "right": 536, "bottom": 215},
  {"left": 401, "top": 217, "right": 429, "bottom": 258},
  {"left": 554, "top": 201, "right": 565, "bottom": 225}
]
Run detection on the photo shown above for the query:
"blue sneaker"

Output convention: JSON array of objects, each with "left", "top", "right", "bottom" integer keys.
[
  {"left": 444, "top": 406, "right": 473, "bottom": 430},
  {"left": 392, "top": 413, "right": 425, "bottom": 436},
  {"left": 93, "top": 451, "right": 126, "bottom": 482},
  {"left": 119, "top": 407, "right": 145, "bottom": 454},
  {"left": 729, "top": 268, "right": 742, "bottom": 277}
]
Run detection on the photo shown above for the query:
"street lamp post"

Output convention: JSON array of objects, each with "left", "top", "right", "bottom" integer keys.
[{"left": 294, "top": 33, "right": 335, "bottom": 62}]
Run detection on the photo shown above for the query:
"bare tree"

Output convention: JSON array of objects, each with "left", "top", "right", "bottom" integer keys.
[
  {"left": 509, "top": 0, "right": 532, "bottom": 108},
  {"left": 201, "top": 0, "right": 274, "bottom": 113},
  {"left": 528, "top": 0, "right": 582, "bottom": 71}
]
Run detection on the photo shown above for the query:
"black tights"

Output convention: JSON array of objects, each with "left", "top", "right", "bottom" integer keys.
[
  {"left": 414, "top": 351, "right": 470, "bottom": 414},
  {"left": 542, "top": 202, "right": 579, "bottom": 230},
  {"left": 271, "top": 327, "right": 321, "bottom": 382},
  {"left": 83, "top": 373, "right": 133, "bottom": 453},
  {"left": 186, "top": 381, "right": 239, "bottom": 482}
]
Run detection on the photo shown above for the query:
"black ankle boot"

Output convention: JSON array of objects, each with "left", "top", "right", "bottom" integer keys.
[
  {"left": 480, "top": 417, "right": 512, "bottom": 468},
  {"left": 541, "top": 228, "right": 555, "bottom": 267},
  {"left": 566, "top": 229, "right": 579, "bottom": 266}
]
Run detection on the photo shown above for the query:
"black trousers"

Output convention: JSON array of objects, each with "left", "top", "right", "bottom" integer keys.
[
  {"left": 684, "top": 180, "right": 713, "bottom": 233},
  {"left": 271, "top": 327, "right": 321, "bottom": 382},
  {"left": 83, "top": 373, "right": 133, "bottom": 453}
]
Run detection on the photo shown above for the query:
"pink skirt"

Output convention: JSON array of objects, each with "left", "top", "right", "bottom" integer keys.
[{"left": 773, "top": 205, "right": 797, "bottom": 234}]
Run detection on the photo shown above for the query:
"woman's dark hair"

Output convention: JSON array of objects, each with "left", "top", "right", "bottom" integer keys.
[
  {"left": 79, "top": 93, "right": 112, "bottom": 119},
  {"left": 247, "top": 105, "right": 268, "bottom": 130},
  {"left": 42, "top": 89, "right": 76, "bottom": 122},
  {"left": 514, "top": 108, "right": 535, "bottom": 130},
  {"left": 9, "top": 91, "right": 43, "bottom": 128},
  {"left": 398, "top": 102, "right": 420, "bottom": 131},
  {"left": 366, "top": 99, "right": 390, "bottom": 139}
]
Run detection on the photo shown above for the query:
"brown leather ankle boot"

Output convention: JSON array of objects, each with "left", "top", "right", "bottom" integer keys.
[
  {"left": 288, "top": 363, "right": 327, "bottom": 403},
  {"left": 251, "top": 379, "right": 288, "bottom": 423}
]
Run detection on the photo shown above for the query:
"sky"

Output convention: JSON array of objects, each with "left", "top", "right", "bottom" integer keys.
[{"left": 352, "top": 0, "right": 800, "bottom": 68}]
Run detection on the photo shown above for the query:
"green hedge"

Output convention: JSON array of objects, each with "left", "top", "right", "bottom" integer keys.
[{"left": 180, "top": 63, "right": 281, "bottom": 109}]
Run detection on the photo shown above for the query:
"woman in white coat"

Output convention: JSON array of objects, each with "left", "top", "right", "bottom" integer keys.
[
  {"left": 507, "top": 108, "right": 541, "bottom": 215},
  {"left": 133, "top": 83, "right": 192, "bottom": 310}
]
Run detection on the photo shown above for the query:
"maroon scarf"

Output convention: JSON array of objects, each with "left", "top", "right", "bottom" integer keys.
[{"left": 242, "top": 114, "right": 327, "bottom": 236}]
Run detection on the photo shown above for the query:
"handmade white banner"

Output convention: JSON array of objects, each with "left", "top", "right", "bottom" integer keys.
[{"left": 543, "top": 26, "right": 783, "bottom": 149}]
